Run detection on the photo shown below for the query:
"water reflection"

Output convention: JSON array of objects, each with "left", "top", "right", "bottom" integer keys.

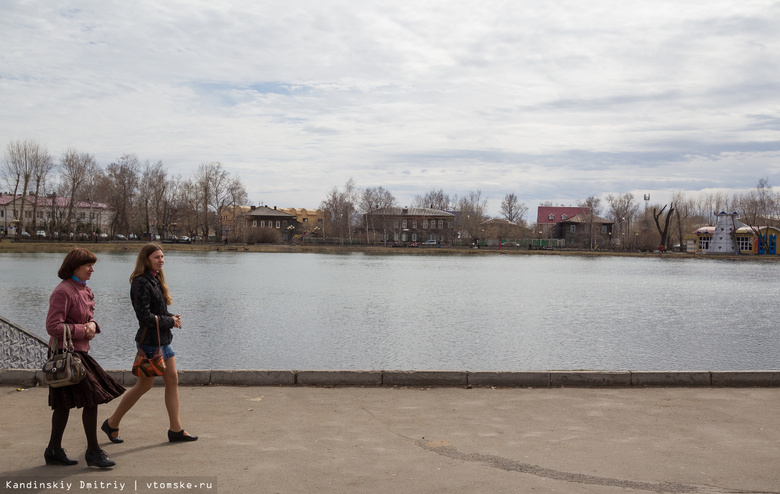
[{"left": 1, "top": 252, "right": 777, "bottom": 371}]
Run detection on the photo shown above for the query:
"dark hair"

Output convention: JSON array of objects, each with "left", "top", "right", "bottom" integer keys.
[{"left": 58, "top": 248, "right": 98, "bottom": 280}]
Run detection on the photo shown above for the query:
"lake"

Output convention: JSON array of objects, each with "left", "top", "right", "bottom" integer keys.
[{"left": 0, "top": 251, "right": 777, "bottom": 371}]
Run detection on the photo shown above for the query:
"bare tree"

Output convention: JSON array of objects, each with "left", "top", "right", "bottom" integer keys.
[
  {"left": 735, "top": 178, "right": 779, "bottom": 252},
  {"left": 105, "top": 154, "right": 141, "bottom": 237},
  {"left": 606, "top": 192, "right": 639, "bottom": 249},
  {"left": 321, "top": 178, "right": 358, "bottom": 244},
  {"left": 3, "top": 139, "right": 52, "bottom": 237},
  {"left": 138, "top": 160, "right": 169, "bottom": 238},
  {"left": 670, "top": 191, "right": 695, "bottom": 251},
  {"left": 457, "top": 190, "right": 488, "bottom": 243},
  {"left": 412, "top": 189, "right": 451, "bottom": 210},
  {"left": 578, "top": 195, "right": 603, "bottom": 249},
  {"left": 59, "top": 149, "right": 97, "bottom": 237},
  {"left": 499, "top": 193, "right": 528, "bottom": 225},
  {"left": 652, "top": 204, "right": 675, "bottom": 251},
  {"left": 360, "top": 186, "right": 397, "bottom": 244}
]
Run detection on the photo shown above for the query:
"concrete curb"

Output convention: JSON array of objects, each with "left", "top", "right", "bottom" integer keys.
[{"left": 3, "top": 369, "right": 780, "bottom": 388}]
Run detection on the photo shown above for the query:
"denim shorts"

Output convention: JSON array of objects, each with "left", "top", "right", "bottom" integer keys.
[{"left": 137, "top": 343, "right": 175, "bottom": 361}]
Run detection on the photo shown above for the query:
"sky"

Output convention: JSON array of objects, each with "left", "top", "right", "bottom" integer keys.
[{"left": 2, "top": 1, "right": 779, "bottom": 219}]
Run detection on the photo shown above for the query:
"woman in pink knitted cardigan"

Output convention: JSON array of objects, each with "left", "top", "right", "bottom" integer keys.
[{"left": 44, "top": 248, "right": 124, "bottom": 468}]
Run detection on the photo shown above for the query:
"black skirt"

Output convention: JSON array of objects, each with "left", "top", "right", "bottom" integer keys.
[{"left": 48, "top": 351, "right": 125, "bottom": 410}]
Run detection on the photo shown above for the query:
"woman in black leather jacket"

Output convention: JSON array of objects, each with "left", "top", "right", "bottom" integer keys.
[{"left": 102, "top": 244, "right": 198, "bottom": 444}]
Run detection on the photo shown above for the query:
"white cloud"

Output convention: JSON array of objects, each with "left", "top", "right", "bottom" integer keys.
[{"left": 1, "top": 0, "right": 779, "bottom": 215}]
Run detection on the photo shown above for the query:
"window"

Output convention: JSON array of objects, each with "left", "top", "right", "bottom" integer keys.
[
  {"left": 253, "top": 221, "right": 257, "bottom": 227},
  {"left": 601, "top": 225, "right": 608, "bottom": 234},
  {"left": 438, "top": 220, "right": 443, "bottom": 229},
  {"left": 412, "top": 220, "right": 417, "bottom": 229},
  {"left": 570, "top": 225, "right": 576, "bottom": 233},
  {"left": 561, "top": 214, "right": 568, "bottom": 220},
  {"left": 699, "top": 236, "right": 711, "bottom": 250},
  {"left": 394, "top": 220, "right": 399, "bottom": 228},
  {"left": 423, "top": 220, "right": 428, "bottom": 229},
  {"left": 736, "top": 236, "right": 752, "bottom": 252},
  {"left": 447, "top": 221, "right": 453, "bottom": 229},
  {"left": 412, "top": 234, "right": 417, "bottom": 242},
  {"left": 276, "top": 221, "right": 280, "bottom": 228},
  {"left": 302, "top": 218, "right": 308, "bottom": 223},
  {"left": 402, "top": 220, "right": 407, "bottom": 229},
  {"left": 260, "top": 221, "right": 265, "bottom": 227},
  {"left": 0, "top": 210, "right": 3, "bottom": 218},
  {"left": 548, "top": 214, "right": 555, "bottom": 221}
]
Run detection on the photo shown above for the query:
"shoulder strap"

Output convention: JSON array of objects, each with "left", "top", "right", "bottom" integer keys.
[{"left": 138, "top": 316, "right": 162, "bottom": 349}]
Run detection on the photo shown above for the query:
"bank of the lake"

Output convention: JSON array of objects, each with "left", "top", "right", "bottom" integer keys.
[{"left": 2, "top": 238, "right": 777, "bottom": 261}]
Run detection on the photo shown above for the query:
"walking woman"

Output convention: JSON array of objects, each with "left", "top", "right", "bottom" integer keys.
[
  {"left": 45, "top": 248, "right": 124, "bottom": 468},
  {"left": 102, "top": 243, "right": 197, "bottom": 443}
]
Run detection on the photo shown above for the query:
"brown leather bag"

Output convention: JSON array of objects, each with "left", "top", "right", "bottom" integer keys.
[{"left": 132, "top": 316, "right": 166, "bottom": 377}]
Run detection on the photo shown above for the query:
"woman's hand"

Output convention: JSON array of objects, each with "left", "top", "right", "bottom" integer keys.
[
  {"left": 173, "top": 315, "right": 182, "bottom": 329},
  {"left": 84, "top": 321, "right": 97, "bottom": 340}
]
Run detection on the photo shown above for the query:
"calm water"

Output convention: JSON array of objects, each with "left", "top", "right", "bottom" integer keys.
[{"left": 1, "top": 251, "right": 777, "bottom": 371}]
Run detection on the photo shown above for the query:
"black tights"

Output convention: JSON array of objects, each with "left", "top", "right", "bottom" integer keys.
[{"left": 48, "top": 406, "right": 99, "bottom": 452}]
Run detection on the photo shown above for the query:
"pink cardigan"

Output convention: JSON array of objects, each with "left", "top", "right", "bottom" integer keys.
[{"left": 45, "top": 278, "right": 102, "bottom": 352}]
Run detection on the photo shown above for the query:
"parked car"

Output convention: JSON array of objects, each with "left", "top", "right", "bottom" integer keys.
[
  {"left": 422, "top": 240, "right": 439, "bottom": 246},
  {"left": 99, "top": 233, "right": 108, "bottom": 239},
  {"left": 36, "top": 230, "right": 46, "bottom": 238},
  {"left": 178, "top": 235, "right": 191, "bottom": 244},
  {"left": 21, "top": 231, "right": 30, "bottom": 238},
  {"left": 115, "top": 234, "right": 126, "bottom": 240}
]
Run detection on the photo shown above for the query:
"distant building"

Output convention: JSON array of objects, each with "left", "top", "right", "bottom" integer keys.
[
  {"left": 694, "top": 212, "right": 780, "bottom": 254},
  {"left": 536, "top": 206, "right": 590, "bottom": 238},
  {"left": 0, "top": 193, "right": 112, "bottom": 236},
  {"left": 243, "top": 206, "right": 298, "bottom": 241},
  {"left": 364, "top": 206, "right": 455, "bottom": 245},
  {"left": 278, "top": 207, "right": 324, "bottom": 238}
]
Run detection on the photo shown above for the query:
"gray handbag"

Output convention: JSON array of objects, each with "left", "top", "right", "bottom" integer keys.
[{"left": 42, "top": 324, "right": 86, "bottom": 387}]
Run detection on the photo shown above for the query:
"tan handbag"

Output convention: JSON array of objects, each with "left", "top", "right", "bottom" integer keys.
[
  {"left": 42, "top": 324, "right": 87, "bottom": 387},
  {"left": 132, "top": 316, "right": 167, "bottom": 377}
]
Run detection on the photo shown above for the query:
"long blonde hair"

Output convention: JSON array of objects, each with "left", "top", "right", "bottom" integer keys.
[{"left": 130, "top": 243, "right": 173, "bottom": 305}]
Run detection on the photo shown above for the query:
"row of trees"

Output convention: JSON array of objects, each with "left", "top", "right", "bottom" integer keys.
[
  {"left": 2, "top": 139, "right": 248, "bottom": 240},
  {"left": 5, "top": 139, "right": 777, "bottom": 249}
]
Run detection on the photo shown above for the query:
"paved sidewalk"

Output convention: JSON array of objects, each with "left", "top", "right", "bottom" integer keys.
[{"left": 1, "top": 385, "right": 778, "bottom": 494}]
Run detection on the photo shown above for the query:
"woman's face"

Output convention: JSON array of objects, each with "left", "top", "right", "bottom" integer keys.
[
  {"left": 148, "top": 249, "right": 165, "bottom": 272},
  {"left": 73, "top": 263, "right": 94, "bottom": 281}
]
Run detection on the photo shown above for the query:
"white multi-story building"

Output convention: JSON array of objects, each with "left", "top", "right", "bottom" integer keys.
[{"left": 0, "top": 193, "right": 113, "bottom": 237}]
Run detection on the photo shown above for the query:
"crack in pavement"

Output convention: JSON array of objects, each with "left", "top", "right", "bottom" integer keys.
[{"left": 415, "top": 439, "right": 698, "bottom": 493}]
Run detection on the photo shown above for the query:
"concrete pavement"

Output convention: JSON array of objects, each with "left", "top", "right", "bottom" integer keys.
[{"left": 1, "top": 383, "right": 778, "bottom": 494}]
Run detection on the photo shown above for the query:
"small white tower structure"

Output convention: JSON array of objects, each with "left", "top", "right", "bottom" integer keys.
[{"left": 706, "top": 212, "right": 745, "bottom": 254}]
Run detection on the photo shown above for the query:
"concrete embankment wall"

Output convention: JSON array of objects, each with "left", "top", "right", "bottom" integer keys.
[{"left": 1, "top": 368, "right": 778, "bottom": 388}]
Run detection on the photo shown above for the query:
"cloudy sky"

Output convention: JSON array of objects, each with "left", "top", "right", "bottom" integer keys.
[{"left": 2, "top": 1, "right": 779, "bottom": 217}]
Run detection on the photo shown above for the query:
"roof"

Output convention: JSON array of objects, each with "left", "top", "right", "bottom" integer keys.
[
  {"left": 537, "top": 207, "right": 590, "bottom": 224},
  {"left": 696, "top": 225, "right": 780, "bottom": 235},
  {"left": 559, "top": 213, "right": 613, "bottom": 224},
  {"left": 482, "top": 218, "right": 518, "bottom": 226},
  {"left": 367, "top": 207, "right": 455, "bottom": 217},
  {"left": 245, "top": 206, "right": 296, "bottom": 218}
]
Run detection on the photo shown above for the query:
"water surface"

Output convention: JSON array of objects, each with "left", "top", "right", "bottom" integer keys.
[{"left": 1, "top": 252, "right": 776, "bottom": 371}]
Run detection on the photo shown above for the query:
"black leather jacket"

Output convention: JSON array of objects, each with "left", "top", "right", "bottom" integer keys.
[{"left": 131, "top": 272, "right": 175, "bottom": 346}]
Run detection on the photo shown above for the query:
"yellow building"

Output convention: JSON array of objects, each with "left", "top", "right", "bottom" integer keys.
[
  {"left": 694, "top": 224, "right": 780, "bottom": 254},
  {"left": 279, "top": 207, "right": 324, "bottom": 236}
]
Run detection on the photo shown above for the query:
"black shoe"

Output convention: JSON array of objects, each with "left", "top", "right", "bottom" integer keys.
[
  {"left": 85, "top": 449, "right": 115, "bottom": 468},
  {"left": 168, "top": 429, "right": 198, "bottom": 442},
  {"left": 44, "top": 448, "right": 78, "bottom": 466},
  {"left": 101, "top": 418, "right": 124, "bottom": 444}
]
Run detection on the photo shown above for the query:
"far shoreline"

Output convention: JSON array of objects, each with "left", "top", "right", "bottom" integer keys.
[{"left": 1, "top": 238, "right": 777, "bottom": 261}]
